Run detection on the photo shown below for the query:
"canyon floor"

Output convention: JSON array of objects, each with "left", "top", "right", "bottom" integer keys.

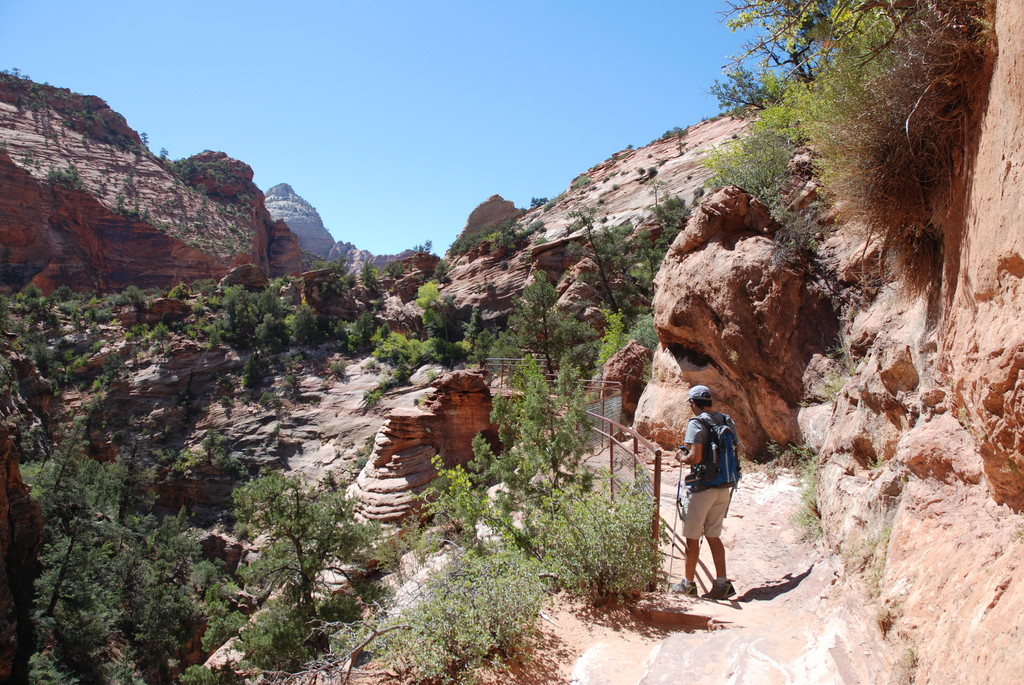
[{"left": 361, "top": 468, "right": 894, "bottom": 685}]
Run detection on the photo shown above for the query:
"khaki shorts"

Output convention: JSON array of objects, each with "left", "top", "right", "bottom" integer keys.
[{"left": 682, "top": 486, "right": 734, "bottom": 539}]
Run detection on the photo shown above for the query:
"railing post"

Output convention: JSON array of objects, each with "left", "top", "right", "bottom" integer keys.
[
  {"left": 609, "top": 428, "right": 615, "bottom": 500},
  {"left": 652, "top": 449, "right": 662, "bottom": 543}
]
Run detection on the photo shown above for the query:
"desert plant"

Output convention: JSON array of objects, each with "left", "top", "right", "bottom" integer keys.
[
  {"left": 383, "top": 548, "right": 544, "bottom": 684},
  {"left": 535, "top": 480, "right": 661, "bottom": 598},
  {"left": 804, "top": 0, "right": 993, "bottom": 291}
]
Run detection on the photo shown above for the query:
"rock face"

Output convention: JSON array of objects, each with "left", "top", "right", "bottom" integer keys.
[
  {"left": 0, "top": 354, "right": 46, "bottom": 681},
  {"left": 441, "top": 117, "right": 748, "bottom": 324},
  {"left": 458, "top": 194, "right": 524, "bottom": 238},
  {"left": 327, "top": 242, "right": 413, "bottom": 275},
  {"left": 634, "top": 185, "right": 839, "bottom": 456},
  {"left": 603, "top": 340, "right": 653, "bottom": 423},
  {"left": 265, "top": 183, "right": 336, "bottom": 258},
  {"left": 634, "top": 3, "right": 1024, "bottom": 680},
  {"left": 349, "top": 370, "right": 498, "bottom": 521},
  {"left": 0, "top": 74, "right": 301, "bottom": 294}
]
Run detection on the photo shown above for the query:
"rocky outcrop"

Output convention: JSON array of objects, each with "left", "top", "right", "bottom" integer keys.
[
  {"left": 458, "top": 194, "right": 524, "bottom": 238},
  {"left": 349, "top": 370, "right": 497, "bottom": 521},
  {"left": 0, "top": 74, "right": 301, "bottom": 294},
  {"left": 603, "top": 340, "right": 653, "bottom": 423},
  {"left": 0, "top": 353, "right": 46, "bottom": 681},
  {"left": 265, "top": 183, "right": 336, "bottom": 257},
  {"left": 634, "top": 185, "right": 839, "bottom": 456},
  {"left": 219, "top": 264, "right": 270, "bottom": 290},
  {"left": 327, "top": 242, "right": 413, "bottom": 275},
  {"left": 813, "top": 3, "right": 1024, "bottom": 680},
  {"left": 441, "top": 117, "right": 748, "bottom": 324}
]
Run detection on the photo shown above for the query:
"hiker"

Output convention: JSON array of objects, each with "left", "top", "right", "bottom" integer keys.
[{"left": 670, "top": 384, "right": 740, "bottom": 600}]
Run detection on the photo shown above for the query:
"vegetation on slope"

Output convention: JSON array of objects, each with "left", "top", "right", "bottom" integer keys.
[{"left": 707, "top": 0, "right": 993, "bottom": 288}]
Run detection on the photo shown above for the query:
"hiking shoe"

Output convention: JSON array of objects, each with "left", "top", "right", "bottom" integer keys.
[
  {"left": 670, "top": 581, "right": 698, "bottom": 596},
  {"left": 704, "top": 581, "right": 736, "bottom": 600}
]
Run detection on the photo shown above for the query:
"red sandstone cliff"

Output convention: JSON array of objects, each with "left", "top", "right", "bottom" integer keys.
[
  {"left": 0, "top": 353, "right": 46, "bottom": 680},
  {"left": 0, "top": 74, "right": 301, "bottom": 294}
]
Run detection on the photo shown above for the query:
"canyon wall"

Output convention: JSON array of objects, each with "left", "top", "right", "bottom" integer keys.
[
  {"left": 637, "top": 2, "right": 1024, "bottom": 681},
  {"left": 0, "top": 75, "right": 301, "bottom": 294}
]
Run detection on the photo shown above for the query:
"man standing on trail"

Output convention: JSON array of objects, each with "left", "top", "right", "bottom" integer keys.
[{"left": 670, "top": 384, "right": 739, "bottom": 600}]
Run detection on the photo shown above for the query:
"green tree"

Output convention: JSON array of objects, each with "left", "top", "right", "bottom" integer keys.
[
  {"left": 468, "top": 361, "right": 593, "bottom": 551},
  {"left": 231, "top": 473, "right": 379, "bottom": 671},
  {"left": 568, "top": 208, "right": 637, "bottom": 315},
  {"left": 290, "top": 302, "right": 320, "bottom": 346},
  {"left": 499, "top": 272, "right": 597, "bottom": 375},
  {"left": 709, "top": 66, "right": 787, "bottom": 116},
  {"left": 28, "top": 422, "right": 214, "bottom": 682}
]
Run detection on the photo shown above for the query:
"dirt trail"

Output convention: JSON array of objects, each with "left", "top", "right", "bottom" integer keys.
[{"left": 566, "top": 468, "right": 890, "bottom": 685}]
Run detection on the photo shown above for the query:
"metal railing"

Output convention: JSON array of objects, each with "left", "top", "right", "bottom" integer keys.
[{"left": 584, "top": 410, "right": 663, "bottom": 542}]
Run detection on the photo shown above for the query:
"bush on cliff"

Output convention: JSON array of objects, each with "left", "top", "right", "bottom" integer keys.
[{"left": 715, "top": 0, "right": 994, "bottom": 288}]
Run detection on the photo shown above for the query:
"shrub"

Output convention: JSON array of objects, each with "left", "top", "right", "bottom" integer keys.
[
  {"left": 535, "top": 481, "right": 661, "bottom": 598},
  {"left": 46, "top": 163, "right": 83, "bottom": 189},
  {"left": 570, "top": 175, "right": 592, "bottom": 191},
  {"left": 704, "top": 122, "right": 793, "bottom": 209},
  {"left": 384, "top": 549, "right": 544, "bottom": 684},
  {"left": 597, "top": 309, "right": 627, "bottom": 369}
]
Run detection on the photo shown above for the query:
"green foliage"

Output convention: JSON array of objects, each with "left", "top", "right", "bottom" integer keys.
[
  {"left": 373, "top": 331, "right": 427, "bottom": 369},
  {"left": 721, "top": 0, "right": 993, "bottom": 289},
  {"left": 534, "top": 481, "right": 660, "bottom": 598},
  {"left": 784, "top": 443, "right": 822, "bottom": 539},
  {"left": 416, "top": 280, "right": 452, "bottom": 340},
  {"left": 383, "top": 259, "right": 405, "bottom": 279},
  {"left": 625, "top": 313, "right": 658, "bottom": 351},
  {"left": 471, "top": 361, "right": 594, "bottom": 551},
  {"left": 289, "top": 302, "right": 320, "bottom": 346},
  {"left": 709, "top": 66, "right": 788, "bottom": 116},
  {"left": 448, "top": 217, "right": 540, "bottom": 257},
  {"left": 348, "top": 311, "right": 377, "bottom": 351},
  {"left": 704, "top": 121, "right": 793, "bottom": 209},
  {"left": 570, "top": 174, "right": 592, "bottom": 191},
  {"left": 597, "top": 309, "right": 627, "bottom": 369},
  {"left": 568, "top": 209, "right": 641, "bottom": 316},
  {"left": 360, "top": 262, "right": 381, "bottom": 295},
  {"left": 384, "top": 549, "right": 544, "bottom": 684},
  {"left": 27, "top": 422, "right": 215, "bottom": 682},
  {"left": 497, "top": 271, "right": 598, "bottom": 375},
  {"left": 46, "top": 163, "right": 83, "bottom": 189},
  {"left": 231, "top": 473, "right": 379, "bottom": 670},
  {"left": 801, "top": 1, "right": 991, "bottom": 289}
]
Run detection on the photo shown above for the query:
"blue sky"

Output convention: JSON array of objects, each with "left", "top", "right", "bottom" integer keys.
[{"left": 1, "top": 1, "right": 751, "bottom": 255}]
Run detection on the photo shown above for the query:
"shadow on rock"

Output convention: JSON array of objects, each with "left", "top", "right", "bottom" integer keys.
[{"left": 736, "top": 564, "right": 814, "bottom": 602}]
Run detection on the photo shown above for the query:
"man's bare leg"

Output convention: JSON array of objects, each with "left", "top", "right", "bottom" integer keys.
[
  {"left": 685, "top": 537, "right": 701, "bottom": 583},
  {"left": 706, "top": 536, "right": 727, "bottom": 579}
]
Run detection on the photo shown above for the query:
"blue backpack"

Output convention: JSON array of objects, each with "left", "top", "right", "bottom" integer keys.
[{"left": 685, "top": 413, "right": 740, "bottom": 492}]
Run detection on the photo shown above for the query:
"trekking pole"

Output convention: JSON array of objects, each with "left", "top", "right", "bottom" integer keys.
[{"left": 667, "top": 446, "right": 687, "bottom": 580}]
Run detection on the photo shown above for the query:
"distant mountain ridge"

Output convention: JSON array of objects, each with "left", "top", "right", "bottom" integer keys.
[
  {"left": 264, "top": 182, "right": 412, "bottom": 271},
  {"left": 264, "top": 183, "right": 336, "bottom": 257}
]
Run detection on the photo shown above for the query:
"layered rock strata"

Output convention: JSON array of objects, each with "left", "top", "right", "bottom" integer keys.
[
  {"left": 0, "top": 75, "right": 301, "bottom": 294},
  {"left": 349, "top": 370, "right": 497, "bottom": 521}
]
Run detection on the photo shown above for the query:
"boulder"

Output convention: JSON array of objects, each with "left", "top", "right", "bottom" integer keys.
[
  {"left": 219, "top": 263, "right": 269, "bottom": 290},
  {"left": 634, "top": 186, "right": 840, "bottom": 456},
  {"left": 603, "top": 340, "right": 653, "bottom": 423},
  {"left": 459, "top": 194, "right": 524, "bottom": 237}
]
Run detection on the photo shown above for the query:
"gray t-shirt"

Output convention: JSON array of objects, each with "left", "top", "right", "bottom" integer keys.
[{"left": 684, "top": 411, "right": 728, "bottom": 449}]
